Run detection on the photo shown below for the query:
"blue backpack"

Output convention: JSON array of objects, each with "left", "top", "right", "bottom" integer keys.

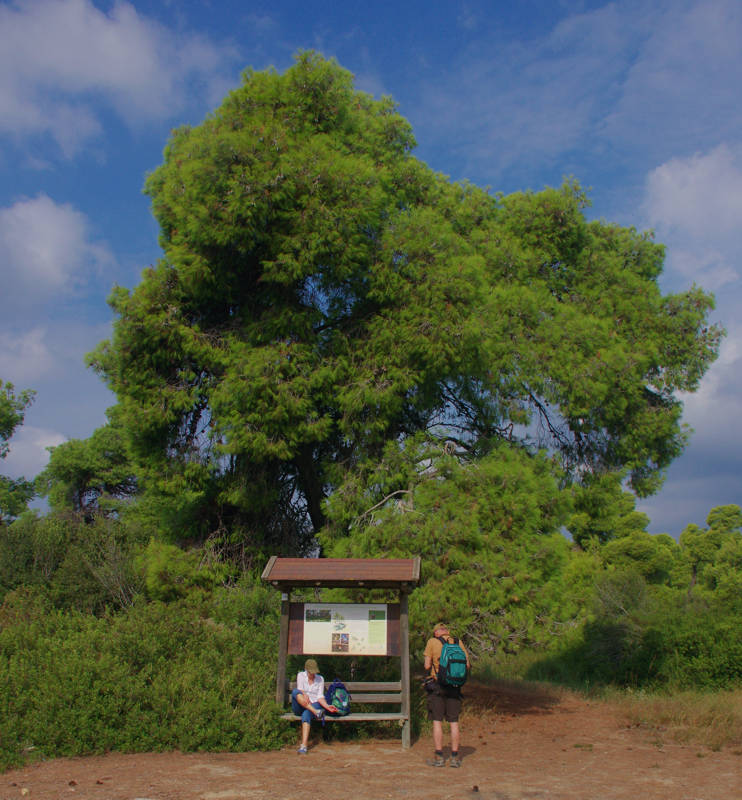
[
  {"left": 324, "top": 678, "right": 351, "bottom": 716},
  {"left": 436, "top": 636, "right": 468, "bottom": 688}
]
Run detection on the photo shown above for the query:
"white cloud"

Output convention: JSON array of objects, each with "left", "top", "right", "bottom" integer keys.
[
  {"left": 638, "top": 471, "right": 741, "bottom": 536},
  {"left": 0, "top": 317, "right": 116, "bottom": 480},
  {"left": 0, "top": 328, "right": 54, "bottom": 385},
  {"left": 406, "top": 0, "right": 742, "bottom": 190},
  {"left": 645, "top": 144, "right": 742, "bottom": 239},
  {"left": 642, "top": 143, "right": 742, "bottom": 290},
  {"left": 1, "top": 424, "right": 66, "bottom": 480},
  {"left": 680, "top": 321, "right": 742, "bottom": 437},
  {"left": 603, "top": 0, "right": 742, "bottom": 160},
  {"left": 244, "top": 12, "right": 277, "bottom": 33},
  {"left": 637, "top": 322, "right": 742, "bottom": 536},
  {"left": 0, "top": 318, "right": 112, "bottom": 387},
  {"left": 0, "top": 194, "right": 112, "bottom": 309},
  {"left": 457, "top": 5, "right": 478, "bottom": 31},
  {"left": 666, "top": 250, "right": 738, "bottom": 292},
  {"left": 0, "top": 0, "right": 238, "bottom": 156},
  {"left": 355, "top": 73, "right": 386, "bottom": 99}
]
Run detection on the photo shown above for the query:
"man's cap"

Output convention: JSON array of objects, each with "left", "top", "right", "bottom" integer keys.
[{"left": 305, "top": 658, "right": 319, "bottom": 673}]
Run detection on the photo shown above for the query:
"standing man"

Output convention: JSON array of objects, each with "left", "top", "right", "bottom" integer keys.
[
  {"left": 291, "top": 658, "right": 336, "bottom": 754},
  {"left": 423, "top": 622, "right": 470, "bottom": 767}
]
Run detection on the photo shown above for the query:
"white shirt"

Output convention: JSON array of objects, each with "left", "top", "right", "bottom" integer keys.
[{"left": 296, "top": 670, "right": 325, "bottom": 703}]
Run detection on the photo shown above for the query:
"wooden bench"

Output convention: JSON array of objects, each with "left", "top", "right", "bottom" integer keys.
[{"left": 282, "top": 680, "right": 407, "bottom": 725}]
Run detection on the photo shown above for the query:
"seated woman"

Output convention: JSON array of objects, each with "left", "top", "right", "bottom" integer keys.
[{"left": 291, "top": 658, "right": 336, "bottom": 754}]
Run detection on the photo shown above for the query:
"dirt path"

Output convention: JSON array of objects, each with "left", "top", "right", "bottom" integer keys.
[{"left": 3, "top": 682, "right": 740, "bottom": 800}]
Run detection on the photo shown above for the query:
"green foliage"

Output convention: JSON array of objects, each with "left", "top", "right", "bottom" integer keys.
[
  {"left": 322, "top": 438, "right": 575, "bottom": 657},
  {"left": 0, "top": 380, "right": 36, "bottom": 523},
  {"left": 527, "top": 560, "right": 742, "bottom": 690},
  {"left": 567, "top": 471, "right": 651, "bottom": 547},
  {"left": 87, "top": 52, "right": 721, "bottom": 560},
  {"left": 136, "top": 538, "right": 231, "bottom": 601},
  {"left": 601, "top": 529, "right": 680, "bottom": 584},
  {"left": 679, "top": 504, "right": 742, "bottom": 598},
  {"left": 0, "top": 381, "right": 34, "bottom": 460},
  {"left": 0, "top": 54, "right": 734, "bottom": 764},
  {"left": 36, "top": 416, "right": 137, "bottom": 517},
  {"left": 0, "top": 475, "right": 34, "bottom": 524},
  {"left": 0, "top": 579, "right": 291, "bottom": 770},
  {"left": 0, "top": 512, "right": 148, "bottom": 612},
  {"left": 0, "top": 512, "right": 67, "bottom": 596}
]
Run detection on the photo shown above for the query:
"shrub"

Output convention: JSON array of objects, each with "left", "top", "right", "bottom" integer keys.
[
  {"left": 0, "top": 578, "right": 292, "bottom": 770},
  {"left": 525, "top": 572, "right": 742, "bottom": 691}
]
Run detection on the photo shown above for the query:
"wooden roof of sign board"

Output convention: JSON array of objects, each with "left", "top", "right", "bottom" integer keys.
[{"left": 261, "top": 557, "right": 421, "bottom": 589}]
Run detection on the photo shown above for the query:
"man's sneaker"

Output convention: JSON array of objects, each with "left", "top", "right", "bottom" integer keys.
[
  {"left": 314, "top": 708, "right": 325, "bottom": 721},
  {"left": 449, "top": 754, "right": 462, "bottom": 768},
  {"left": 297, "top": 745, "right": 308, "bottom": 755},
  {"left": 427, "top": 754, "right": 446, "bottom": 767}
]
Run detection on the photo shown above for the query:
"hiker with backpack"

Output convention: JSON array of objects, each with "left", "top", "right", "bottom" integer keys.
[
  {"left": 423, "top": 622, "right": 470, "bottom": 768},
  {"left": 291, "top": 658, "right": 339, "bottom": 754}
]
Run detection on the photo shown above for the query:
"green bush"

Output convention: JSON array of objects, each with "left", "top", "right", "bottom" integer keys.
[
  {"left": 0, "top": 512, "right": 148, "bottom": 613},
  {"left": 0, "top": 579, "right": 292, "bottom": 770},
  {"left": 135, "top": 538, "right": 232, "bottom": 602},
  {"left": 525, "top": 573, "right": 742, "bottom": 690}
]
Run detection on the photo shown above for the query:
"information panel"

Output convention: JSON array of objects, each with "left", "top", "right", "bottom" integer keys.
[{"left": 302, "top": 603, "right": 388, "bottom": 655}]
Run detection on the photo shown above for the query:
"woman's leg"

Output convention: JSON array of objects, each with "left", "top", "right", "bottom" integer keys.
[
  {"left": 291, "top": 688, "right": 308, "bottom": 716},
  {"left": 300, "top": 721, "right": 311, "bottom": 748},
  {"left": 292, "top": 689, "right": 322, "bottom": 719}
]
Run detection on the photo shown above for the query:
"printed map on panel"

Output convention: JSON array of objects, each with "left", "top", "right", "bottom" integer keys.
[{"left": 303, "top": 603, "right": 387, "bottom": 655}]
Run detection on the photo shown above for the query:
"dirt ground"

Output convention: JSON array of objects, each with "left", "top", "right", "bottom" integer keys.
[{"left": 3, "top": 682, "right": 740, "bottom": 800}]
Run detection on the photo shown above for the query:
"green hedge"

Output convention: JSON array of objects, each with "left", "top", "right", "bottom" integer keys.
[
  {"left": 0, "top": 581, "right": 293, "bottom": 770},
  {"left": 525, "top": 582, "right": 742, "bottom": 690}
]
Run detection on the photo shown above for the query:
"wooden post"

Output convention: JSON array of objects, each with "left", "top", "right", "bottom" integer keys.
[
  {"left": 400, "top": 591, "right": 411, "bottom": 749},
  {"left": 276, "top": 591, "right": 290, "bottom": 707}
]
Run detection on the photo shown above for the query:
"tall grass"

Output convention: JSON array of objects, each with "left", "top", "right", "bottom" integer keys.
[
  {"left": 609, "top": 688, "right": 742, "bottom": 752},
  {"left": 473, "top": 653, "right": 742, "bottom": 752}
]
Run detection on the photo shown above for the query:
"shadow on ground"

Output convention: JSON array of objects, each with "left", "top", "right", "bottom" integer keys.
[{"left": 463, "top": 680, "right": 563, "bottom": 717}]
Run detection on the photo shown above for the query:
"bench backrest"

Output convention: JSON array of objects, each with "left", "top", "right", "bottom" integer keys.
[{"left": 287, "top": 680, "right": 402, "bottom": 706}]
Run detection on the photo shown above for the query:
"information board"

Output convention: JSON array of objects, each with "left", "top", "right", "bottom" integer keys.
[{"left": 302, "top": 603, "right": 388, "bottom": 655}]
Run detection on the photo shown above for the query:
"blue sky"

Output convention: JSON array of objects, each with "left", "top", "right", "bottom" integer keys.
[{"left": 1, "top": 0, "right": 740, "bottom": 536}]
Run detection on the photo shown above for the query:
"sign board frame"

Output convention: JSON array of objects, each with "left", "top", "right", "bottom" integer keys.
[{"left": 261, "top": 557, "right": 420, "bottom": 749}]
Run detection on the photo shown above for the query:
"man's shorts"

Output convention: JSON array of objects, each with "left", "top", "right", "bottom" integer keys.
[{"left": 426, "top": 683, "right": 462, "bottom": 722}]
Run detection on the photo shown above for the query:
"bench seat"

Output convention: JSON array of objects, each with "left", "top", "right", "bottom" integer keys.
[
  {"left": 281, "top": 711, "right": 405, "bottom": 722},
  {"left": 283, "top": 680, "right": 406, "bottom": 724}
]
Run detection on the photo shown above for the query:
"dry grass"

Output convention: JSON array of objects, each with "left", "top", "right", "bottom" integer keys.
[
  {"left": 466, "top": 667, "right": 742, "bottom": 753},
  {"left": 610, "top": 688, "right": 742, "bottom": 752}
]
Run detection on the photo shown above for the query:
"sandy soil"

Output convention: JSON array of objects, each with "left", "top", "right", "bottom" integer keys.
[{"left": 3, "top": 682, "right": 740, "bottom": 800}]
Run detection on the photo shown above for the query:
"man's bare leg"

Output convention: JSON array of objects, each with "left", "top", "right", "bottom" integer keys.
[
  {"left": 432, "top": 720, "right": 444, "bottom": 752},
  {"left": 450, "top": 721, "right": 460, "bottom": 753}
]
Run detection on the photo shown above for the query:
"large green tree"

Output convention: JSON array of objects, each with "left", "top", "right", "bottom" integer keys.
[{"left": 88, "top": 53, "right": 722, "bottom": 556}]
